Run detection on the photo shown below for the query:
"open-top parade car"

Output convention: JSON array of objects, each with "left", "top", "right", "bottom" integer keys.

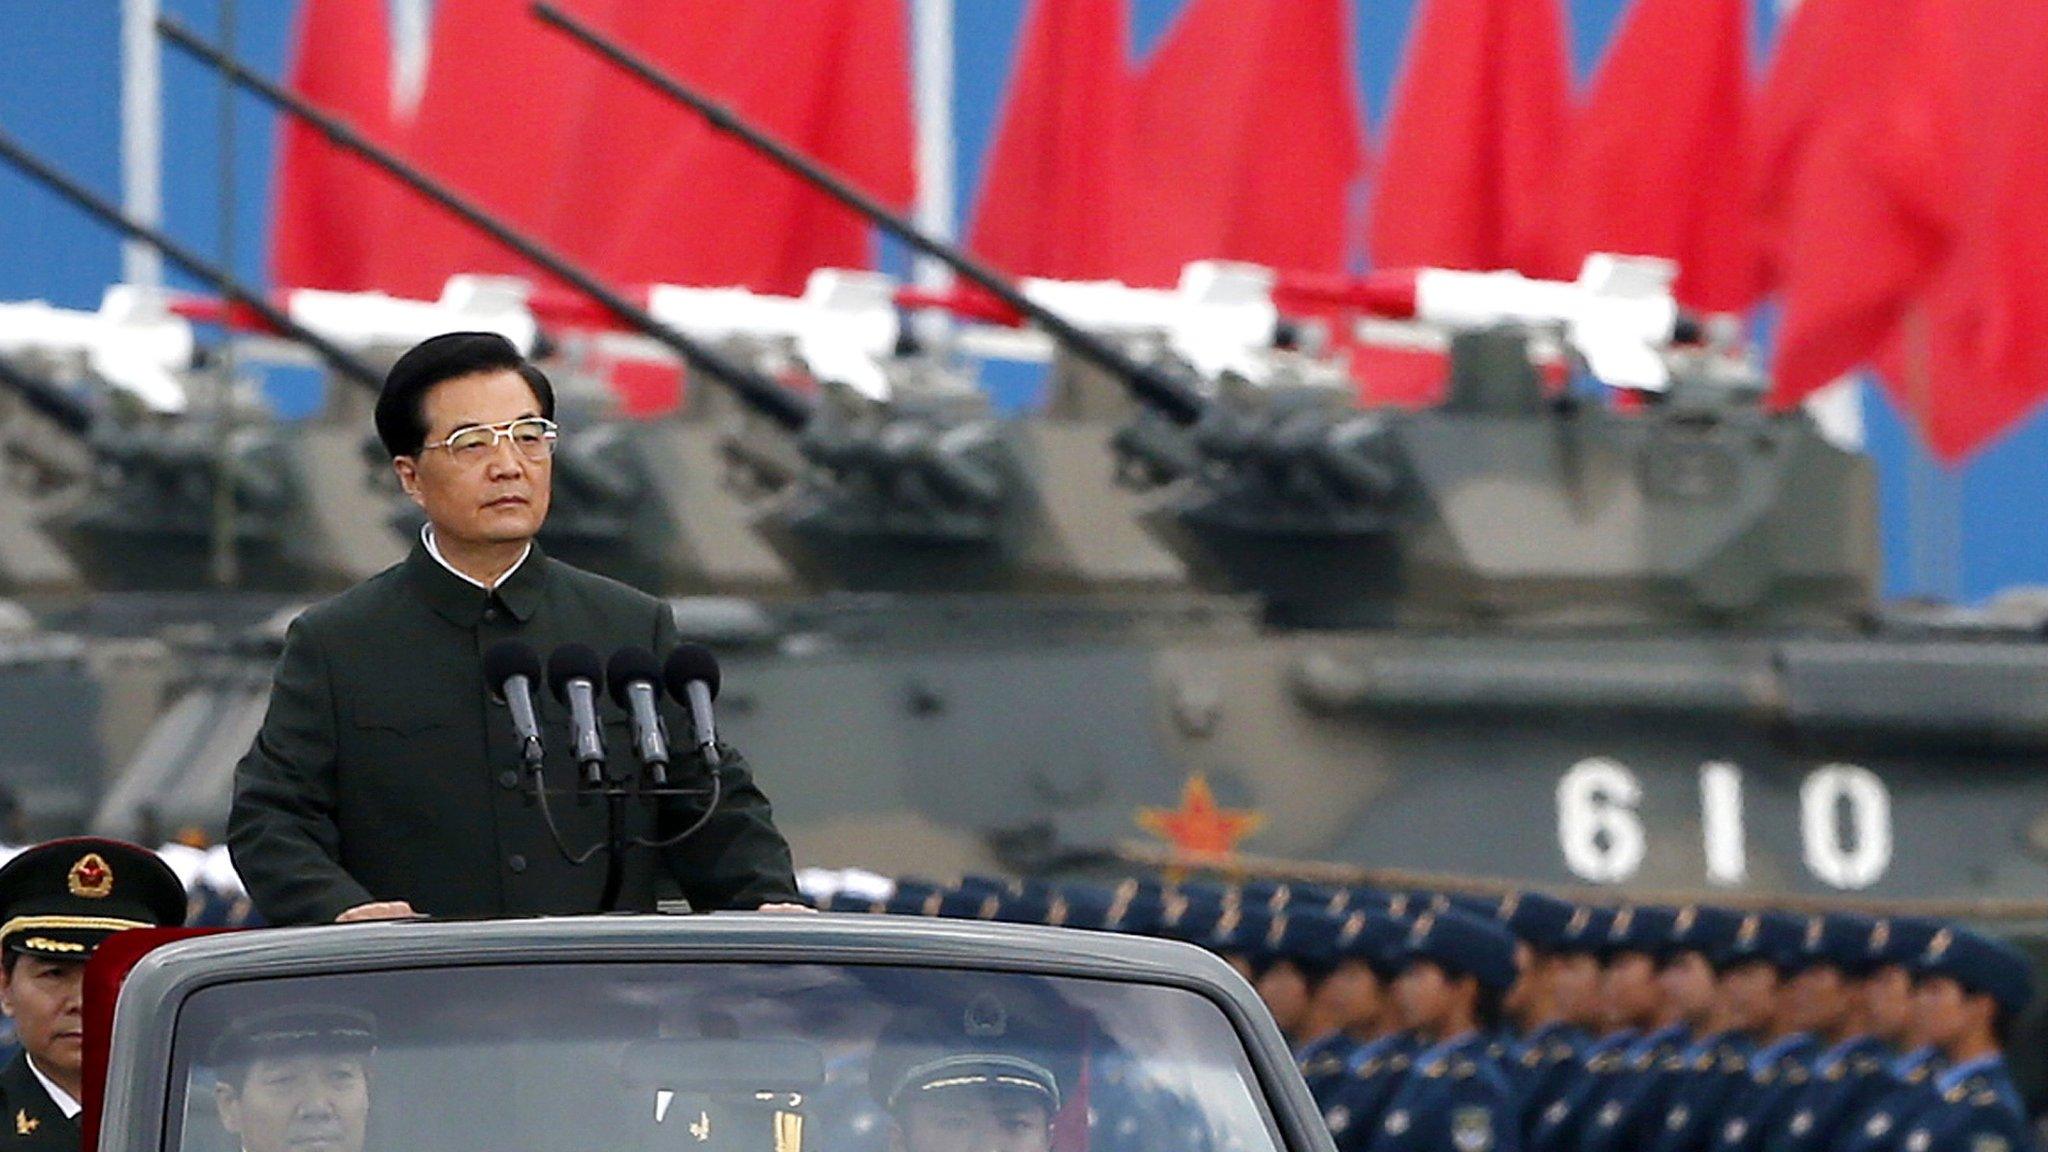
[{"left": 81, "top": 915, "right": 1329, "bottom": 1152}]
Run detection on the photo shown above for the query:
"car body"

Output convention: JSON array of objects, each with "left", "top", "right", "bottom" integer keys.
[{"left": 91, "top": 914, "right": 1331, "bottom": 1152}]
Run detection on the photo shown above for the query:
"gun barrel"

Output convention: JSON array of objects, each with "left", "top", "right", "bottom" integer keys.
[
  {"left": 0, "top": 354, "right": 94, "bottom": 436},
  {"left": 0, "top": 125, "right": 384, "bottom": 393},
  {"left": 156, "top": 16, "right": 813, "bottom": 433},
  {"left": 530, "top": 1, "right": 1208, "bottom": 429}
]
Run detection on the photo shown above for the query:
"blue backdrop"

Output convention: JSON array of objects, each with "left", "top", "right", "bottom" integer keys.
[{"left": 0, "top": 0, "right": 2036, "bottom": 602}]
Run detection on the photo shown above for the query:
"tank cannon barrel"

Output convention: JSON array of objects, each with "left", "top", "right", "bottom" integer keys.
[
  {"left": 0, "top": 125, "right": 383, "bottom": 393},
  {"left": 529, "top": 1, "right": 1210, "bottom": 431},
  {"left": 156, "top": 16, "right": 813, "bottom": 434}
]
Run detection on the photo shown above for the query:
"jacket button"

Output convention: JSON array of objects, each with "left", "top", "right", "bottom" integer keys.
[
  {"left": 482, "top": 606, "right": 500, "bottom": 622},
  {"left": 497, "top": 770, "right": 520, "bottom": 790},
  {"left": 506, "top": 854, "right": 527, "bottom": 873}
]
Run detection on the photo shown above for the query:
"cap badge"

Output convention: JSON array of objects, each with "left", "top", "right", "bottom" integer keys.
[
  {"left": 1409, "top": 913, "right": 1435, "bottom": 944},
  {"left": 68, "top": 853, "right": 113, "bottom": 898},
  {"left": 963, "top": 994, "right": 1008, "bottom": 1039},
  {"left": 1674, "top": 907, "right": 1697, "bottom": 935},
  {"left": 15, "top": 1111, "right": 38, "bottom": 1136},
  {"left": 1805, "top": 918, "right": 1824, "bottom": 949},
  {"left": 1870, "top": 920, "right": 1891, "bottom": 952},
  {"left": 1737, "top": 915, "right": 1759, "bottom": 945},
  {"left": 1927, "top": 929, "right": 1952, "bottom": 961}
]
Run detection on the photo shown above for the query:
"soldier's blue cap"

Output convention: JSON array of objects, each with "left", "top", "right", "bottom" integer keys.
[
  {"left": 1911, "top": 926, "right": 2033, "bottom": 1018},
  {"left": 1715, "top": 911, "right": 1806, "bottom": 971},
  {"left": 1786, "top": 913, "right": 1881, "bottom": 975},
  {"left": 1336, "top": 910, "right": 1407, "bottom": 977},
  {"left": 1557, "top": 906, "right": 1615, "bottom": 955},
  {"left": 1664, "top": 906, "right": 1745, "bottom": 960},
  {"left": 1329, "top": 888, "right": 1393, "bottom": 917},
  {"left": 1158, "top": 893, "right": 1225, "bottom": 943},
  {"left": 1268, "top": 910, "right": 1346, "bottom": 976},
  {"left": 1052, "top": 884, "right": 1116, "bottom": 930},
  {"left": 1501, "top": 892, "right": 1577, "bottom": 952},
  {"left": 1599, "top": 906, "right": 1677, "bottom": 959},
  {"left": 1398, "top": 908, "right": 1520, "bottom": 994},
  {"left": 884, "top": 879, "right": 945, "bottom": 917},
  {"left": 936, "top": 887, "right": 1003, "bottom": 921},
  {"left": 1110, "top": 892, "right": 1166, "bottom": 937},
  {"left": 1867, "top": 917, "right": 1944, "bottom": 970},
  {"left": 990, "top": 889, "right": 1053, "bottom": 926},
  {"left": 819, "top": 890, "right": 886, "bottom": 914},
  {"left": 0, "top": 837, "right": 187, "bottom": 960},
  {"left": 1237, "top": 880, "right": 1293, "bottom": 915}
]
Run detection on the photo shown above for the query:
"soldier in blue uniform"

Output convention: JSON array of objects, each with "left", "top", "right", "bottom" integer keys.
[
  {"left": 1835, "top": 918, "right": 1947, "bottom": 1152},
  {"left": 1321, "top": 912, "right": 1423, "bottom": 1152},
  {"left": 1579, "top": 905, "right": 1744, "bottom": 1152},
  {"left": 1707, "top": 913, "right": 1826, "bottom": 1152},
  {"left": 1527, "top": 906, "right": 1678, "bottom": 1152},
  {"left": 1360, "top": 909, "right": 1522, "bottom": 1152},
  {"left": 1645, "top": 911, "right": 1800, "bottom": 1152},
  {"left": 1890, "top": 926, "right": 2033, "bottom": 1152},
  {"left": 1762, "top": 915, "right": 1895, "bottom": 1152},
  {"left": 0, "top": 838, "right": 187, "bottom": 1152},
  {"left": 1299, "top": 911, "right": 1405, "bottom": 1109},
  {"left": 1516, "top": 906, "right": 1614, "bottom": 1144}
]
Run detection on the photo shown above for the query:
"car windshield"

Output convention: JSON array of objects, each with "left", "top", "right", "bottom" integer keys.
[{"left": 167, "top": 963, "right": 1284, "bottom": 1152}]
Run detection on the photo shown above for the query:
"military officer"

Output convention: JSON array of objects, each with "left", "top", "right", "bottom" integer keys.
[
  {"left": 209, "top": 1006, "right": 377, "bottom": 1152},
  {"left": 1361, "top": 909, "right": 1521, "bottom": 1152},
  {"left": 1579, "top": 906, "right": 1742, "bottom": 1152},
  {"left": 1708, "top": 913, "right": 1825, "bottom": 1152},
  {"left": 1890, "top": 927, "right": 2033, "bottom": 1152},
  {"left": 1645, "top": 911, "right": 1800, "bottom": 1152},
  {"left": 1836, "top": 919, "right": 1947, "bottom": 1152},
  {"left": 0, "top": 838, "right": 186, "bottom": 1152},
  {"left": 1761, "top": 915, "right": 1894, "bottom": 1152},
  {"left": 870, "top": 994, "right": 1071, "bottom": 1152},
  {"left": 1508, "top": 903, "right": 1605, "bottom": 1141},
  {"left": 1526, "top": 906, "right": 1675, "bottom": 1152},
  {"left": 230, "top": 332, "right": 800, "bottom": 924},
  {"left": 1300, "top": 911, "right": 1404, "bottom": 1108}
]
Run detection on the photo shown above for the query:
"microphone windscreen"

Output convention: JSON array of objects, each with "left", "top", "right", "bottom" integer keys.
[
  {"left": 546, "top": 642, "right": 605, "bottom": 703},
  {"left": 482, "top": 640, "right": 542, "bottom": 703},
  {"left": 663, "top": 643, "right": 722, "bottom": 703},
  {"left": 605, "top": 645, "right": 662, "bottom": 709}
]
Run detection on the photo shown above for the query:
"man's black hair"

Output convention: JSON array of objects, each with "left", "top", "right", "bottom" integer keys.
[{"left": 374, "top": 331, "right": 555, "bottom": 458}]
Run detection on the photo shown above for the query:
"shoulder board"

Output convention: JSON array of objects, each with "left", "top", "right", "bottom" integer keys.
[
  {"left": 1788, "top": 1068, "right": 1810, "bottom": 1085},
  {"left": 1632, "top": 1052, "right": 1656, "bottom": 1071},
  {"left": 1944, "top": 1086, "right": 1969, "bottom": 1104},
  {"left": 1662, "top": 1056, "right": 1687, "bottom": 1072},
  {"left": 1757, "top": 1068, "right": 1778, "bottom": 1085},
  {"left": 1423, "top": 1060, "right": 1448, "bottom": 1079},
  {"left": 1694, "top": 1054, "right": 1715, "bottom": 1072},
  {"left": 1971, "top": 1091, "right": 2000, "bottom": 1108},
  {"left": 1355, "top": 1057, "right": 1383, "bottom": 1078},
  {"left": 1825, "top": 1065, "right": 1847, "bottom": 1082},
  {"left": 1390, "top": 1053, "right": 1413, "bottom": 1071},
  {"left": 1853, "top": 1057, "right": 1883, "bottom": 1075},
  {"left": 1488, "top": 1042, "right": 1507, "bottom": 1060},
  {"left": 1904, "top": 1066, "right": 1929, "bottom": 1084},
  {"left": 1522, "top": 1048, "right": 1545, "bottom": 1068},
  {"left": 1550, "top": 1044, "right": 1576, "bottom": 1063},
  {"left": 1722, "top": 1056, "right": 1747, "bottom": 1073},
  {"left": 1452, "top": 1059, "right": 1478, "bottom": 1079}
]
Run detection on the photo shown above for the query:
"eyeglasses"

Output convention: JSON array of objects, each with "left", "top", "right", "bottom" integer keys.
[{"left": 421, "top": 417, "right": 559, "bottom": 464}]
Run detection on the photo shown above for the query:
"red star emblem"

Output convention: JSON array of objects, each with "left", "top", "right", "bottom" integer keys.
[{"left": 1137, "top": 774, "right": 1264, "bottom": 857}]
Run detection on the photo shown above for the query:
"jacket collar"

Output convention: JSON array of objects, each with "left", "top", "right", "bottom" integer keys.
[{"left": 405, "top": 537, "right": 547, "bottom": 628}]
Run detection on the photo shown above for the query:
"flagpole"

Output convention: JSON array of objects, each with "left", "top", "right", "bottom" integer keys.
[
  {"left": 909, "top": 0, "right": 956, "bottom": 345},
  {"left": 120, "top": 0, "right": 164, "bottom": 288}
]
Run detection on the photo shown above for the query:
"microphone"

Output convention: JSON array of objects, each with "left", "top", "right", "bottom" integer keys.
[
  {"left": 606, "top": 646, "right": 670, "bottom": 786},
  {"left": 483, "top": 640, "right": 545, "bottom": 771},
  {"left": 662, "top": 643, "right": 722, "bottom": 769},
  {"left": 546, "top": 643, "right": 608, "bottom": 787}
]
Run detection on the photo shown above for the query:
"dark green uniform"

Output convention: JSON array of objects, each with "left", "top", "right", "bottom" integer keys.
[
  {"left": 0, "top": 1054, "right": 76, "bottom": 1152},
  {"left": 229, "top": 543, "right": 799, "bottom": 924}
]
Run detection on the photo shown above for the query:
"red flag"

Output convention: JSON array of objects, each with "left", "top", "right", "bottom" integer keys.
[
  {"left": 1368, "top": 0, "right": 1572, "bottom": 278},
  {"left": 557, "top": 0, "right": 914, "bottom": 295},
  {"left": 1553, "top": 0, "right": 1757, "bottom": 311},
  {"left": 965, "top": 0, "right": 1133, "bottom": 280},
  {"left": 1871, "top": 3, "right": 2048, "bottom": 460},
  {"left": 364, "top": 0, "right": 608, "bottom": 296},
  {"left": 270, "top": 0, "right": 397, "bottom": 291},
  {"left": 1769, "top": 0, "right": 2000, "bottom": 413},
  {"left": 1117, "top": 0, "right": 1366, "bottom": 286}
]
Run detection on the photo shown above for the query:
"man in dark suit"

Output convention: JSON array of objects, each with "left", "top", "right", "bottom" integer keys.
[
  {"left": 229, "top": 332, "right": 801, "bottom": 925},
  {"left": 0, "top": 838, "right": 188, "bottom": 1152}
]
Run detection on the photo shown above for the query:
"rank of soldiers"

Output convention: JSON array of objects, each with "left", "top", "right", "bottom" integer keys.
[{"left": 826, "top": 878, "right": 2038, "bottom": 1152}]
